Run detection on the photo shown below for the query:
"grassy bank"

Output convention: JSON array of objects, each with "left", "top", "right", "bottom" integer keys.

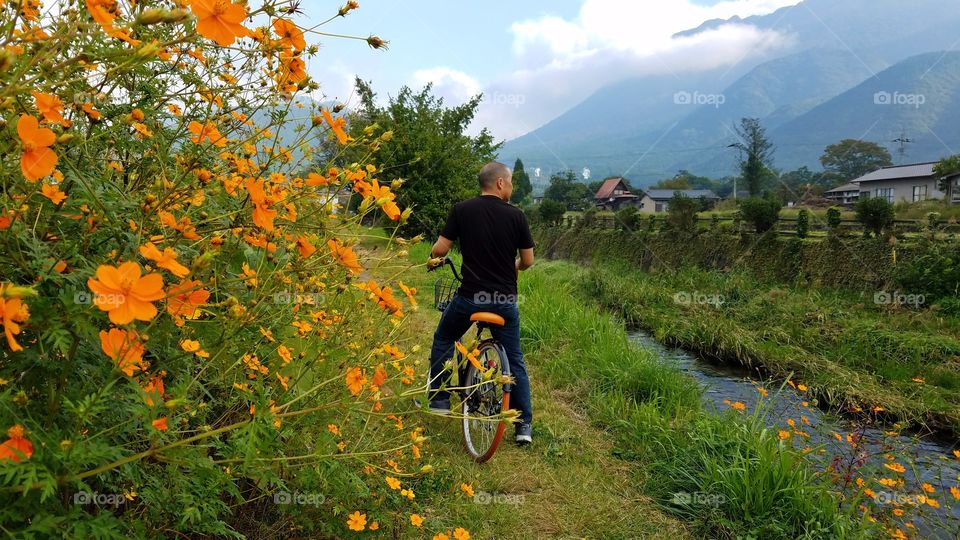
[
  {"left": 376, "top": 236, "right": 869, "bottom": 538},
  {"left": 583, "top": 262, "right": 960, "bottom": 435}
]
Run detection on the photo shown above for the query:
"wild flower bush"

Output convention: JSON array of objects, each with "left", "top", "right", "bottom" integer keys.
[{"left": 0, "top": 2, "right": 467, "bottom": 538}]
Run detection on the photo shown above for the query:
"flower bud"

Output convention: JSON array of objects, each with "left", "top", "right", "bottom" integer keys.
[{"left": 136, "top": 8, "right": 166, "bottom": 25}]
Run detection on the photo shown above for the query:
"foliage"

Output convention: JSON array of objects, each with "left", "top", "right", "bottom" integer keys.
[
  {"left": 510, "top": 158, "right": 533, "bottom": 204},
  {"left": 896, "top": 243, "right": 960, "bottom": 302},
  {"left": 854, "top": 197, "right": 896, "bottom": 237},
  {"left": 538, "top": 199, "right": 566, "bottom": 226},
  {"left": 820, "top": 139, "right": 893, "bottom": 185},
  {"left": 0, "top": 3, "right": 471, "bottom": 538},
  {"left": 616, "top": 206, "right": 643, "bottom": 231},
  {"left": 544, "top": 170, "right": 591, "bottom": 211},
  {"left": 350, "top": 79, "right": 499, "bottom": 238},
  {"left": 933, "top": 154, "right": 960, "bottom": 197},
  {"left": 731, "top": 118, "right": 776, "bottom": 196},
  {"left": 739, "top": 197, "right": 782, "bottom": 233},
  {"left": 666, "top": 192, "right": 699, "bottom": 233},
  {"left": 826, "top": 207, "right": 843, "bottom": 230},
  {"left": 796, "top": 209, "right": 810, "bottom": 238}
]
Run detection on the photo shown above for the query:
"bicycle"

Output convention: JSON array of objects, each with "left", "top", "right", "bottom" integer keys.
[{"left": 427, "top": 256, "right": 513, "bottom": 463}]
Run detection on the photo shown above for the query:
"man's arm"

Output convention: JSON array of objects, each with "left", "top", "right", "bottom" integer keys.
[
  {"left": 516, "top": 248, "right": 534, "bottom": 272},
  {"left": 431, "top": 236, "right": 454, "bottom": 259}
]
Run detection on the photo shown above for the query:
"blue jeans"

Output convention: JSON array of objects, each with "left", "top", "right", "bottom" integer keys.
[{"left": 428, "top": 294, "right": 532, "bottom": 425}]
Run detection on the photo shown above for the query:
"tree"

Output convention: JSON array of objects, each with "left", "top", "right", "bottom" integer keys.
[
  {"left": 933, "top": 155, "right": 960, "bottom": 202},
  {"left": 349, "top": 78, "right": 500, "bottom": 237},
  {"left": 731, "top": 118, "right": 775, "bottom": 196},
  {"left": 778, "top": 167, "right": 827, "bottom": 201},
  {"left": 739, "top": 197, "right": 782, "bottom": 233},
  {"left": 544, "top": 170, "right": 592, "bottom": 211},
  {"left": 666, "top": 192, "right": 699, "bottom": 233},
  {"left": 539, "top": 200, "right": 566, "bottom": 225},
  {"left": 854, "top": 197, "right": 895, "bottom": 237},
  {"left": 510, "top": 158, "right": 533, "bottom": 204},
  {"left": 820, "top": 140, "right": 893, "bottom": 185}
]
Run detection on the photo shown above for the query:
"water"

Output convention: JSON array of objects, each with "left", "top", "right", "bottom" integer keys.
[{"left": 628, "top": 330, "right": 960, "bottom": 538}]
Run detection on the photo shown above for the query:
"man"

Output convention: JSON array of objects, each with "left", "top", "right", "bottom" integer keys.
[{"left": 427, "top": 161, "right": 536, "bottom": 445}]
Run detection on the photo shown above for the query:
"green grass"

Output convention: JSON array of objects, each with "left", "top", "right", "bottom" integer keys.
[{"left": 584, "top": 262, "right": 960, "bottom": 434}]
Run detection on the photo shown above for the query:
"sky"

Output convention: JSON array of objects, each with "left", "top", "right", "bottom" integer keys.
[{"left": 303, "top": 0, "right": 802, "bottom": 141}]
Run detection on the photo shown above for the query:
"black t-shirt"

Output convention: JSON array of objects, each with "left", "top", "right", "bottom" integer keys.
[{"left": 440, "top": 195, "right": 535, "bottom": 301}]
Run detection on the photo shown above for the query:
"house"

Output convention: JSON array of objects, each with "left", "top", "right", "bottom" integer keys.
[
  {"left": 824, "top": 183, "right": 861, "bottom": 206},
  {"left": 593, "top": 177, "right": 640, "bottom": 211},
  {"left": 851, "top": 162, "right": 950, "bottom": 204},
  {"left": 639, "top": 189, "right": 720, "bottom": 214}
]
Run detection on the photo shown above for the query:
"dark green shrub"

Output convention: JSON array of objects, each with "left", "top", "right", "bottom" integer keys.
[
  {"left": 854, "top": 197, "right": 895, "bottom": 237},
  {"left": 616, "top": 206, "right": 643, "bottom": 231},
  {"left": 666, "top": 193, "right": 699, "bottom": 233},
  {"left": 739, "top": 197, "right": 781, "bottom": 233},
  {"left": 539, "top": 199, "right": 566, "bottom": 226},
  {"left": 826, "top": 207, "right": 842, "bottom": 230},
  {"left": 896, "top": 243, "right": 960, "bottom": 302},
  {"left": 796, "top": 209, "right": 810, "bottom": 238}
]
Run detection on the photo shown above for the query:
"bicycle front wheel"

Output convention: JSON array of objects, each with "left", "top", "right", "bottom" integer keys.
[{"left": 461, "top": 340, "right": 510, "bottom": 463}]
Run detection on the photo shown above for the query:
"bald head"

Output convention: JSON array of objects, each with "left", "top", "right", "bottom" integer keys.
[{"left": 478, "top": 162, "right": 512, "bottom": 191}]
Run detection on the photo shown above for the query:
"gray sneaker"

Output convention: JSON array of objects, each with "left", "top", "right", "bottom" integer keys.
[
  {"left": 428, "top": 397, "right": 451, "bottom": 416},
  {"left": 515, "top": 423, "right": 532, "bottom": 445}
]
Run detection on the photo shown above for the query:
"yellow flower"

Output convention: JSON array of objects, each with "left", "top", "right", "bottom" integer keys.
[
  {"left": 460, "top": 483, "right": 474, "bottom": 497},
  {"left": 410, "top": 514, "right": 424, "bottom": 527},
  {"left": 327, "top": 424, "right": 339, "bottom": 436},
  {"left": 346, "top": 511, "right": 366, "bottom": 531},
  {"left": 386, "top": 476, "right": 401, "bottom": 490},
  {"left": 778, "top": 430, "right": 790, "bottom": 440},
  {"left": 453, "top": 528, "right": 471, "bottom": 540},
  {"left": 884, "top": 463, "right": 906, "bottom": 474}
]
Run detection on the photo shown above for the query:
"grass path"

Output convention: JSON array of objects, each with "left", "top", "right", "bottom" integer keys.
[{"left": 362, "top": 238, "right": 689, "bottom": 539}]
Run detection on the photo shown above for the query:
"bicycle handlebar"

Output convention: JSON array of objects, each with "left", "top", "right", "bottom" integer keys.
[{"left": 428, "top": 256, "right": 462, "bottom": 282}]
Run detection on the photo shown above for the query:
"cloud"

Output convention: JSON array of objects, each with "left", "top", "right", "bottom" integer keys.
[
  {"left": 412, "top": 67, "right": 483, "bottom": 105},
  {"left": 476, "top": 0, "right": 801, "bottom": 140}
]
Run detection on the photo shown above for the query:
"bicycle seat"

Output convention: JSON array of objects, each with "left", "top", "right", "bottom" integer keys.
[{"left": 470, "top": 312, "right": 505, "bottom": 326}]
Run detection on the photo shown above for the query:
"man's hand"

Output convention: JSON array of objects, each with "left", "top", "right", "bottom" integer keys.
[{"left": 427, "top": 257, "right": 445, "bottom": 271}]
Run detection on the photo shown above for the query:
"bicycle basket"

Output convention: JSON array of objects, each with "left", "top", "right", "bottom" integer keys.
[{"left": 434, "top": 276, "right": 459, "bottom": 312}]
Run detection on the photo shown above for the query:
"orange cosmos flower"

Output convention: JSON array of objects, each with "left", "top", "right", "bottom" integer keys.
[
  {"left": 99, "top": 328, "right": 147, "bottom": 376},
  {"left": 453, "top": 528, "right": 471, "bottom": 540},
  {"left": 0, "top": 425, "right": 33, "bottom": 463},
  {"left": 17, "top": 115, "right": 58, "bottom": 182},
  {"left": 85, "top": 0, "right": 119, "bottom": 30},
  {"left": 410, "top": 514, "right": 424, "bottom": 528},
  {"left": 188, "top": 120, "right": 226, "bottom": 147},
  {"left": 87, "top": 262, "right": 165, "bottom": 324},
  {"left": 371, "top": 366, "right": 388, "bottom": 387},
  {"left": 296, "top": 236, "right": 317, "bottom": 258},
  {"left": 32, "top": 91, "right": 66, "bottom": 125},
  {"left": 139, "top": 242, "right": 190, "bottom": 278},
  {"left": 246, "top": 178, "right": 277, "bottom": 231},
  {"left": 190, "top": 0, "right": 251, "bottom": 46},
  {"left": 142, "top": 375, "right": 165, "bottom": 406},
  {"left": 272, "top": 18, "right": 305, "bottom": 51},
  {"left": 327, "top": 239, "right": 363, "bottom": 274},
  {"left": 166, "top": 280, "right": 209, "bottom": 320},
  {"left": 82, "top": 102, "right": 103, "bottom": 120},
  {"left": 0, "top": 292, "right": 30, "bottom": 352},
  {"left": 346, "top": 511, "right": 366, "bottom": 532},
  {"left": 152, "top": 417, "right": 169, "bottom": 431},
  {"left": 398, "top": 281, "right": 417, "bottom": 307},
  {"left": 40, "top": 183, "right": 67, "bottom": 205},
  {"left": 345, "top": 367, "right": 366, "bottom": 396},
  {"left": 321, "top": 108, "right": 349, "bottom": 144}
]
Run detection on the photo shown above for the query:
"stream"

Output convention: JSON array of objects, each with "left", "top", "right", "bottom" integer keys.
[{"left": 628, "top": 330, "right": 960, "bottom": 538}]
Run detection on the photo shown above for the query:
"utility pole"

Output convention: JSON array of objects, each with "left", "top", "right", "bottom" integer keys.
[{"left": 892, "top": 130, "right": 913, "bottom": 164}]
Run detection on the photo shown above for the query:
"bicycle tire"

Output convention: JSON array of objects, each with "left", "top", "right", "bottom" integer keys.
[{"left": 460, "top": 340, "right": 510, "bottom": 463}]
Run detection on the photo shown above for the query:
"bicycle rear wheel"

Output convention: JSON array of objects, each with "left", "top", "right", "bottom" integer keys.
[{"left": 461, "top": 340, "right": 510, "bottom": 463}]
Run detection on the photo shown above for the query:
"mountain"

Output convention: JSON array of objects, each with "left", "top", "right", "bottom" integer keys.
[{"left": 498, "top": 0, "right": 960, "bottom": 186}]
